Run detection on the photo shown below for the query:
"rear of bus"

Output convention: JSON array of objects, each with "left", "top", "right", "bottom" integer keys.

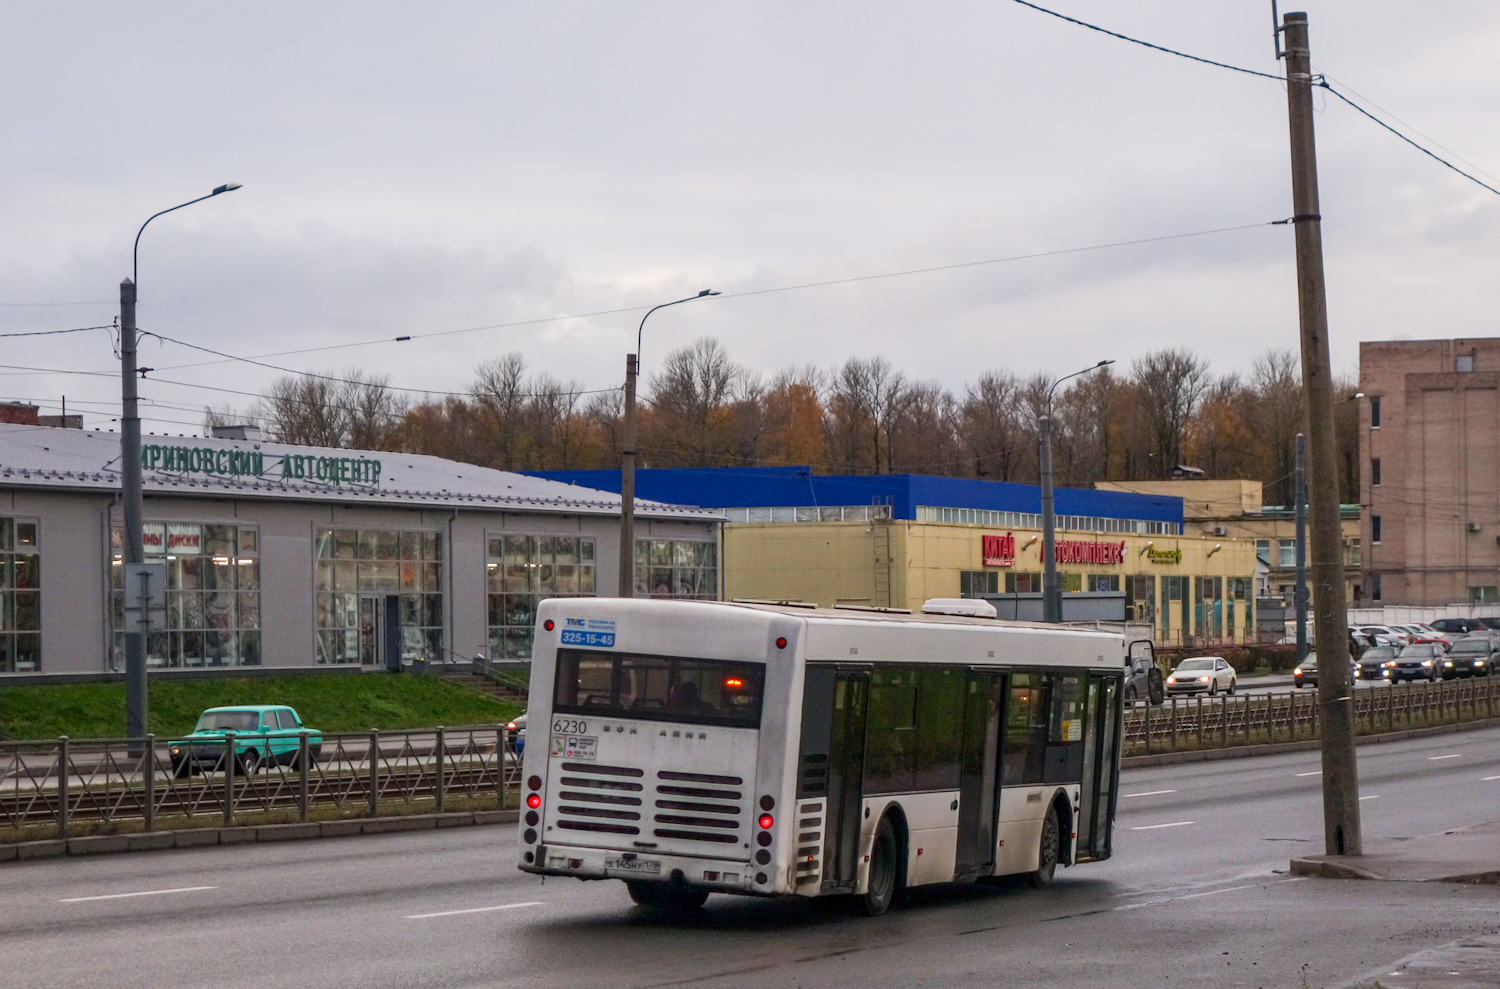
[{"left": 517, "top": 598, "right": 801, "bottom": 899}]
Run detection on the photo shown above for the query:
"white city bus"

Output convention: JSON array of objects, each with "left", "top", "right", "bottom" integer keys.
[{"left": 517, "top": 597, "right": 1135, "bottom": 915}]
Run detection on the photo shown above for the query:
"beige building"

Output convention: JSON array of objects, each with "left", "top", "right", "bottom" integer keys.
[
  {"left": 724, "top": 519, "right": 1259, "bottom": 646},
  {"left": 1094, "top": 479, "right": 1362, "bottom": 604},
  {"left": 1360, "top": 338, "right": 1500, "bottom": 605}
]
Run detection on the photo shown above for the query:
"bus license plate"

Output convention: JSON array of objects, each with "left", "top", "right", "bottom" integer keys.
[{"left": 605, "top": 856, "right": 661, "bottom": 875}]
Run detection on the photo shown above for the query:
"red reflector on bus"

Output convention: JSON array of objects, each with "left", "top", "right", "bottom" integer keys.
[
  {"left": 725, "top": 678, "right": 743, "bottom": 688},
  {"left": 758, "top": 814, "right": 774, "bottom": 830},
  {"left": 775, "top": 637, "right": 787, "bottom": 649},
  {"left": 543, "top": 620, "right": 555, "bottom": 631},
  {"left": 527, "top": 793, "right": 542, "bottom": 809}
]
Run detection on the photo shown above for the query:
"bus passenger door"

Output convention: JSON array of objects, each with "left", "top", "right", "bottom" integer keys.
[
  {"left": 1076, "top": 673, "right": 1121, "bottom": 861},
  {"left": 824, "top": 670, "right": 868, "bottom": 890},
  {"left": 955, "top": 671, "right": 1004, "bottom": 875}
]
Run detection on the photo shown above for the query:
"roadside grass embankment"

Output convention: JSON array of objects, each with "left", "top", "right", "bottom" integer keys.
[{"left": 0, "top": 674, "right": 523, "bottom": 740}]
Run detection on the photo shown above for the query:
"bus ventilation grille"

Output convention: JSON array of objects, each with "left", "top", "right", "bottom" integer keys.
[
  {"left": 555, "top": 765, "right": 646, "bottom": 835},
  {"left": 795, "top": 800, "right": 825, "bottom": 884},
  {"left": 653, "top": 771, "right": 743, "bottom": 845}
]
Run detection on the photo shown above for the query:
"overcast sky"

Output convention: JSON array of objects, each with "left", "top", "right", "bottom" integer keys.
[{"left": 2, "top": 1, "right": 1497, "bottom": 434}]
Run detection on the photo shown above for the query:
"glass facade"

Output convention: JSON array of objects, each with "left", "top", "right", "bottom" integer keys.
[
  {"left": 112, "top": 522, "right": 260, "bottom": 668},
  {"left": 635, "top": 538, "right": 718, "bottom": 599},
  {"left": 0, "top": 518, "right": 40, "bottom": 672},
  {"left": 314, "top": 528, "right": 443, "bottom": 665},
  {"left": 487, "top": 534, "right": 596, "bottom": 660}
]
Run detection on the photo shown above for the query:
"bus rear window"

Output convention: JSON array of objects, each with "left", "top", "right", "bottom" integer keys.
[{"left": 553, "top": 649, "right": 764, "bottom": 728}]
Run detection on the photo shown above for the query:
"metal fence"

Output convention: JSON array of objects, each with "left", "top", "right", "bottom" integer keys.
[
  {"left": 1124, "top": 676, "right": 1500, "bottom": 757},
  {"left": 0, "top": 725, "right": 519, "bottom": 845}
]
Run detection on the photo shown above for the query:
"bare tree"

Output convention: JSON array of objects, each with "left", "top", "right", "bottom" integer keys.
[
  {"left": 252, "top": 370, "right": 406, "bottom": 450},
  {"left": 959, "top": 371, "right": 1028, "bottom": 481},
  {"left": 1132, "top": 348, "right": 1210, "bottom": 477}
]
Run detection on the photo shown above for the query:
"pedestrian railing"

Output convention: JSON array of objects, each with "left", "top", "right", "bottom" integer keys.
[
  {"left": 0, "top": 725, "right": 519, "bottom": 845},
  {"left": 1124, "top": 677, "right": 1500, "bottom": 757}
]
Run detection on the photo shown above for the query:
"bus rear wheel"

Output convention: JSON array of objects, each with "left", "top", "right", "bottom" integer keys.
[
  {"left": 625, "top": 881, "right": 708, "bottom": 913},
  {"left": 1026, "top": 805, "right": 1060, "bottom": 889},
  {"left": 860, "top": 816, "right": 900, "bottom": 916}
]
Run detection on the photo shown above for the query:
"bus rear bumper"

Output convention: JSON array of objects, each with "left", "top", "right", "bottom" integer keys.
[{"left": 520, "top": 843, "right": 764, "bottom": 893}]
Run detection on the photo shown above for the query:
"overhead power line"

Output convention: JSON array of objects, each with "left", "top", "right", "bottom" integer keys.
[
  {"left": 0, "top": 324, "right": 114, "bottom": 339},
  {"left": 1007, "top": 0, "right": 1284, "bottom": 81},
  {"left": 1317, "top": 80, "right": 1500, "bottom": 198}
]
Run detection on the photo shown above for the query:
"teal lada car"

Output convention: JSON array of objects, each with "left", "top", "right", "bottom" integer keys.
[{"left": 168, "top": 706, "right": 322, "bottom": 777}]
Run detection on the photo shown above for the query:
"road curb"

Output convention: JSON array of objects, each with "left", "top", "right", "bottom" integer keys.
[
  {"left": 0, "top": 809, "right": 517, "bottom": 863},
  {"left": 1122, "top": 715, "right": 1500, "bottom": 769},
  {"left": 1289, "top": 856, "right": 1500, "bottom": 884}
]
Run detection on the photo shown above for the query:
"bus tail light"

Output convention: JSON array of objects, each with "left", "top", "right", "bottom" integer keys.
[
  {"left": 527, "top": 793, "right": 542, "bottom": 809},
  {"left": 758, "top": 814, "right": 774, "bottom": 830}
]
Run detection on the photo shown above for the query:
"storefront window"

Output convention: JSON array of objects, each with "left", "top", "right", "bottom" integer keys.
[
  {"left": 1195, "top": 577, "right": 1224, "bottom": 642},
  {"left": 0, "top": 518, "right": 41, "bottom": 672},
  {"left": 112, "top": 522, "right": 259, "bottom": 668},
  {"left": 1006, "top": 572, "right": 1041, "bottom": 593},
  {"left": 1086, "top": 574, "right": 1120, "bottom": 593},
  {"left": 1059, "top": 573, "right": 1083, "bottom": 593},
  {"left": 960, "top": 571, "right": 999, "bottom": 598},
  {"left": 1127, "top": 574, "right": 1155, "bottom": 624},
  {"left": 487, "top": 534, "right": 595, "bottom": 660},
  {"left": 634, "top": 539, "right": 718, "bottom": 600},
  {"left": 314, "top": 528, "right": 443, "bottom": 665}
]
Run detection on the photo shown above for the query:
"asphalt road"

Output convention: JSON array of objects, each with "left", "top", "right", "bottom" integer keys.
[{"left": 2, "top": 728, "right": 1498, "bottom": 989}]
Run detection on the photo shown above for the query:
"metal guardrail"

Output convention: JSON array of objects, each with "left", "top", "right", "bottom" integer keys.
[
  {"left": 0, "top": 725, "right": 519, "bottom": 845},
  {"left": 1124, "top": 677, "right": 1500, "bottom": 756}
]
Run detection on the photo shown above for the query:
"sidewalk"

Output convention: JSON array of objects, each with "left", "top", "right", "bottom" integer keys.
[
  {"left": 1291, "top": 819, "right": 1500, "bottom": 883},
  {"left": 1336, "top": 934, "right": 1500, "bottom": 989}
]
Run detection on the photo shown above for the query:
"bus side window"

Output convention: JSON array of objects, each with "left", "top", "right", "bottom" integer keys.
[
  {"left": 1044, "top": 674, "right": 1085, "bottom": 784},
  {"left": 913, "top": 668, "right": 964, "bottom": 791},
  {"left": 1002, "top": 673, "right": 1049, "bottom": 786},
  {"left": 865, "top": 668, "right": 917, "bottom": 794}
]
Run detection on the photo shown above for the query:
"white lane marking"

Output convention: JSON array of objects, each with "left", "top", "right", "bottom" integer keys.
[
  {"left": 1359, "top": 795, "right": 1379, "bottom": 801},
  {"left": 60, "top": 885, "right": 216, "bottom": 903},
  {"left": 1482, "top": 775, "right": 1500, "bottom": 781},
  {"left": 1295, "top": 771, "right": 1323, "bottom": 777},
  {"left": 1123, "top": 789, "right": 1177, "bottom": 797},
  {"left": 1112, "top": 877, "right": 1307, "bottom": 912},
  {"left": 1428, "top": 754, "right": 1461, "bottom": 761},
  {"left": 1130, "top": 821, "right": 1195, "bottom": 831},
  {"left": 404, "top": 901, "right": 542, "bottom": 920}
]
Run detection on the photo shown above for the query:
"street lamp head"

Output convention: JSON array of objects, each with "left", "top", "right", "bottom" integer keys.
[
  {"left": 212, "top": 183, "right": 243, "bottom": 195},
  {"left": 1097, "top": 359, "right": 1115, "bottom": 368},
  {"left": 698, "top": 289, "right": 720, "bottom": 297}
]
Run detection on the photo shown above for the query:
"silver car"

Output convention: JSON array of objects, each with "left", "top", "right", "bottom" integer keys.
[{"left": 1165, "top": 656, "right": 1236, "bottom": 695}]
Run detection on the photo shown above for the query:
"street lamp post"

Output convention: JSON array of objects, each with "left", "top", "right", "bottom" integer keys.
[
  {"left": 121, "top": 183, "right": 241, "bottom": 741},
  {"left": 617, "top": 289, "right": 719, "bottom": 599},
  {"left": 1039, "top": 359, "right": 1114, "bottom": 623}
]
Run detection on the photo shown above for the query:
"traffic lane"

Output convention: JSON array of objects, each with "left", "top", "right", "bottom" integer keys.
[
  {"left": 1094, "top": 725, "right": 1500, "bottom": 892},
  {"left": 8, "top": 840, "right": 1497, "bottom": 989},
  {"left": 1128, "top": 677, "right": 1387, "bottom": 705}
]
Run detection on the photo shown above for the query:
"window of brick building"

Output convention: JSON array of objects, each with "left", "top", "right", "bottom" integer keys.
[
  {"left": 1370, "top": 397, "right": 1381, "bottom": 428},
  {"left": 1371, "top": 458, "right": 1381, "bottom": 486},
  {"left": 1372, "top": 516, "right": 1382, "bottom": 544}
]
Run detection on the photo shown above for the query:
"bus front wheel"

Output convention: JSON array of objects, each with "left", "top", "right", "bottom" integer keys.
[
  {"left": 860, "top": 816, "right": 900, "bottom": 916},
  {"left": 625, "top": 881, "right": 708, "bottom": 913}
]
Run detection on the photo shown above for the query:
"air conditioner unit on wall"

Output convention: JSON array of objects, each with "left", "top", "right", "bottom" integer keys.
[
  {"left": 1468, "top": 522, "right": 1482, "bottom": 533},
  {"left": 1213, "top": 525, "right": 1227, "bottom": 537}
]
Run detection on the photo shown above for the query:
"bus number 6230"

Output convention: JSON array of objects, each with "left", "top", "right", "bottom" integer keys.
[{"left": 552, "top": 718, "right": 587, "bottom": 735}]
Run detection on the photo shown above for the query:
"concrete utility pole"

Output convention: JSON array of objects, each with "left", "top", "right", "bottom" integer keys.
[
  {"left": 617, "top": 289, "right": 718, "bottom": 598},
  {"left": 1281, "top": 11, "right": 1362, "bottom": 855},
  {"left": 120, "top": 277, "right": 147, "bottom": 740},
  {"left": 1039, "top": 359, "right": 1113, "bottom": 623},
  {"left": 122, "top": 184, "right": 241, "bottom": 739},
  {"left": 1294, "top": 432, "right": 1308, "bottom": 663}
]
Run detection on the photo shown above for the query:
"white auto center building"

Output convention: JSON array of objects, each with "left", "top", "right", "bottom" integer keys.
[{"left": 0, "top": 423, "right": 721, "bottom": 677}]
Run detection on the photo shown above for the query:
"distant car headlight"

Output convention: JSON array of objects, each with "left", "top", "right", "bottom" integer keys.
[
  {"left": 1293, "top": 667, "right": 1303, "bottom": 675},
  {"left": 1381, "top": 669, "right": 1390, "bottom": 676},
  {"left": 1198, "top": 676, "right": 1210, "bottom": 683},
  {"left": 1166, "top": 676, "right": 1176, "bottom": 684},
  {"left": 1421, "top": 660, "right": 1433, "bottom": 667},
  {"left": 1444, "top": 661, "right": 1454, "bottom": 667},
  {"left": 170, "top": 746, "right": 180, "bottom": 755}
]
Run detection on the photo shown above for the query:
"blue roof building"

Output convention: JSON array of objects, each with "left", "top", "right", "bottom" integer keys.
[{"left": 528, "top": 466, "right": 1183, "bottom": 535}]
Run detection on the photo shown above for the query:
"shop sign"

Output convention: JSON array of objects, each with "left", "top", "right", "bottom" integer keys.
[
  {"left": 141, "top": 522, "right": 203, "bottom": 555},
  {"left": 1044, "top": 539, "right": 1127, "bottom": 565},
  {"left": 981, "top": 532, "right": 1016, "bottom": 567},
  {"left": 141, "top": 442, "right": 382, "bottom": 488},
  {"left": 1147, "top": 546, "right": 1182, "bottom": 565}
]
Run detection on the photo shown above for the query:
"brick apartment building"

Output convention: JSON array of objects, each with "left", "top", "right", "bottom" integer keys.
[{"left": 1360, "top": 338, "right": 1500, "bottom": 605}]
